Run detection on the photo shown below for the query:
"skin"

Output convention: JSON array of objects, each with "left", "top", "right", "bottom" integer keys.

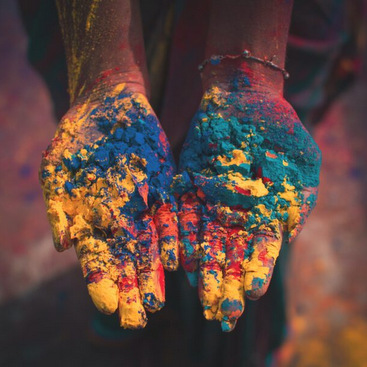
[
  {"left": 40, "top": 0, "right": 178, "bottom": 328},
  {"left": 175, "top": 0, "right": 321, "bottom": 332},
  {"left": 202, "top": 0, "right": 293, "bottom": 94},
  {"left": 56, "top": 0, "right": 150, "bottom": 104}
]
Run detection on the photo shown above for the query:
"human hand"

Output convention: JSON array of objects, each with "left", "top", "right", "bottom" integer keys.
[
  {"left": 40, "top": 83, "right": 178, "bottom": 329},
  {"left": 175, "top": 76, "right": 321, "bottom": 331}
]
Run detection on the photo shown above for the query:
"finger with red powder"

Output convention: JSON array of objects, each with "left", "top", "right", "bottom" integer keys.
[
  {"left": 117, "top": 259, "right": 147, "bottom": 329},
  {"left": 137, "top": 215, "right": 165, "bottom": 312},
  {"left": 218, "top": 227, "right": 248, "bottom": 332},
  {"left": 75, "top": 236, "right": 119, "bottom": 315},
  {"left": 154, "top": 202, "right": 179, "bottom": 271},
  {"left": 47, "top": 199, "right": 72, "bottom": 251},
  {"left": 178, "top": 192, "right": 202, "bottom": 285},
  {"left": 243, "top": 225, "right": 282, "bottom": 300},
  {"left": 199, "top": 219, "right": 226, "bottom": 320}
]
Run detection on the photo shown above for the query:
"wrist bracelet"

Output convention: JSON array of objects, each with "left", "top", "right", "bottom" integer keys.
[{"left": 198, "top": 49, "right": 290, "bottom": 79}]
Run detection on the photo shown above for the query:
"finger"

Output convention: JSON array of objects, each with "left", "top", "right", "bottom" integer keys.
[
  {"left": 221, "top": 319, "right": 238, "bottom": 333},
  {"left": 110, "top": 220, "right": 149, "bottom": 328},
  {"left": 154, "top": 202, "right": 179, "bottom": 271},
  {"left": 117, "top": 258, "right": 147, "bottom": 329},
  {"left": 137, "top": 215, "right": 165, "bottom": 313},
  {"left": 47, "top": 198, "right": 72, "bottom": 251},
  {"left": 218, "top": 227, "right": 249, "bottom": 331},
  {"left": 243, "top": 224, "right": 282, "bottom": 300},
  {"left": 178, "top": 192, "right": 202, "bottom": 284},
  {"left": 75, "top": 236, "right": 119, "bottom": 314},
  {"left": 288, "top": 187, "right": 318, "bottom": 242},
  {"left": 199, "top": 219, "right": 226, "bottom": 320}
]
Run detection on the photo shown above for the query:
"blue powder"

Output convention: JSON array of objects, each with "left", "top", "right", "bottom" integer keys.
[{"left": 176, "top": 75, "right": 321, "bottom": 243}]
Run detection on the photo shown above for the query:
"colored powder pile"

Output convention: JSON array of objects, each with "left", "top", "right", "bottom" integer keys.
[{"left": 40, "top": 84, "right": 178, "bottom": 328}]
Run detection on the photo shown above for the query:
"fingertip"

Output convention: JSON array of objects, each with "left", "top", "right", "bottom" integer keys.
[
  {"left": 119, "top": 309, "right": 147, "bottom": 330},
  {"left": 287, "top": 186, "right": 319, "bottom": 242},
  {"left": 243, "top": 230, "right": 281, "bottom": 300},
  {"left": 53, "top": 231, "right": 71, "bottom": 252},
  {"left": 47, "top": 201, "right": 71, "bottom": 251},
  {"left": 199, "top": 265, "right": 223, "bottom": 317},
  {"left": 142, "top": 292, "right": 165, "bottom": 313},
  {"left": 219, "top": 297, "right": 244, "bottom": 320},
  {"left": 244, "top": 268, "right": 272, "bottom": 300},
  {"left": 203, "top": 306, "right": 218, "bottom": 320},
  {"left": 139, "top": 263, "right": 166, "bottom": 313},
  {"left": 221, "top": 318, "right": 237, "bottom": 333},
  {"left": 179, "top": 241, "right": 199, "bottom": 273},
  {"left": 245, "top": 285, "right": 269, "bottom": 301},
  {"left": 51, "top": 221, "right": 72, "bottom": 252},
  {"left": 186, "top": 271, "right": 198, "bottom": 287},
  {"left": 160, "top": 238, "right": 179, "bottom": 271},
  {"left": 87, "top": 278, "right": 119, "bottom": 315},
  {"left": 118, "top": 260, "right": 148, "bottom": 329},
  {"left": 218, "top": 277, "right": 245, "bottom": 324},
  {"left": 119, "top": 290, "right": 148, "bottom": 329},
  {"left": 218, "top": 227, "right": 247, "bottom": 326}
]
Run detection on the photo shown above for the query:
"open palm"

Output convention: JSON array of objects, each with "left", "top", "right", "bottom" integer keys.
[
  {"left": 175, "top": 82, "right": 321, "bottom": 331},
  {"left": 40, "top": 85, "right": 178, "bottom": 329}
]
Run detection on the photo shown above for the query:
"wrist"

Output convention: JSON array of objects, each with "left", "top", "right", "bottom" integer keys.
[
  {"left": 201, "top": 58, "right": 285, "bottom": 96},
  {"left": 72, "top": 68, "right": 150, "bottom": 107}
]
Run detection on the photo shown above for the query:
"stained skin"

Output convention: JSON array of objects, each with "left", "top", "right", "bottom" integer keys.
[
  {"left": 40, "top": 83, "right": 179, "bottom": 329},
  {"left": 175, "top": 78, "right": 321, "bottom": 332}
]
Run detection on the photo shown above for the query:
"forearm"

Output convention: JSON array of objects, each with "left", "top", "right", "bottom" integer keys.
[
  {"left": 56, "top": 0, "right": 149, "bottom": 104},
  {"left": 203, "top": 0, "right": 293, "bottom": 94}
]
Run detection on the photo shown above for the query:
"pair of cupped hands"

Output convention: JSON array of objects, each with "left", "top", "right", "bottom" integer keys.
[{"left": 40, "top": 76, "right": 321, "bottom": 332}]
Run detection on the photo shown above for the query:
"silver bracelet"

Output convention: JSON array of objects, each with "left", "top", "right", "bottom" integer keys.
[{"left": 198, "top": 49, "right": 290, "bottom": 79}]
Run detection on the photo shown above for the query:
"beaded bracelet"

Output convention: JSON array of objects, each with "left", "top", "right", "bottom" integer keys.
[{"left": 198, "top": 49, "right": 290, "bottom": 79}]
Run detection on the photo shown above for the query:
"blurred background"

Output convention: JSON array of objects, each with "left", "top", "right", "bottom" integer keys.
[{"left": 1, "top": 0, "right": 367, "bottom": 366}]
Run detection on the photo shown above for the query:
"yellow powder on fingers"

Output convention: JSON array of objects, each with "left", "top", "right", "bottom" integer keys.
[{"left": 88, "top": 278, "right": 119, "bottom": 314}]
